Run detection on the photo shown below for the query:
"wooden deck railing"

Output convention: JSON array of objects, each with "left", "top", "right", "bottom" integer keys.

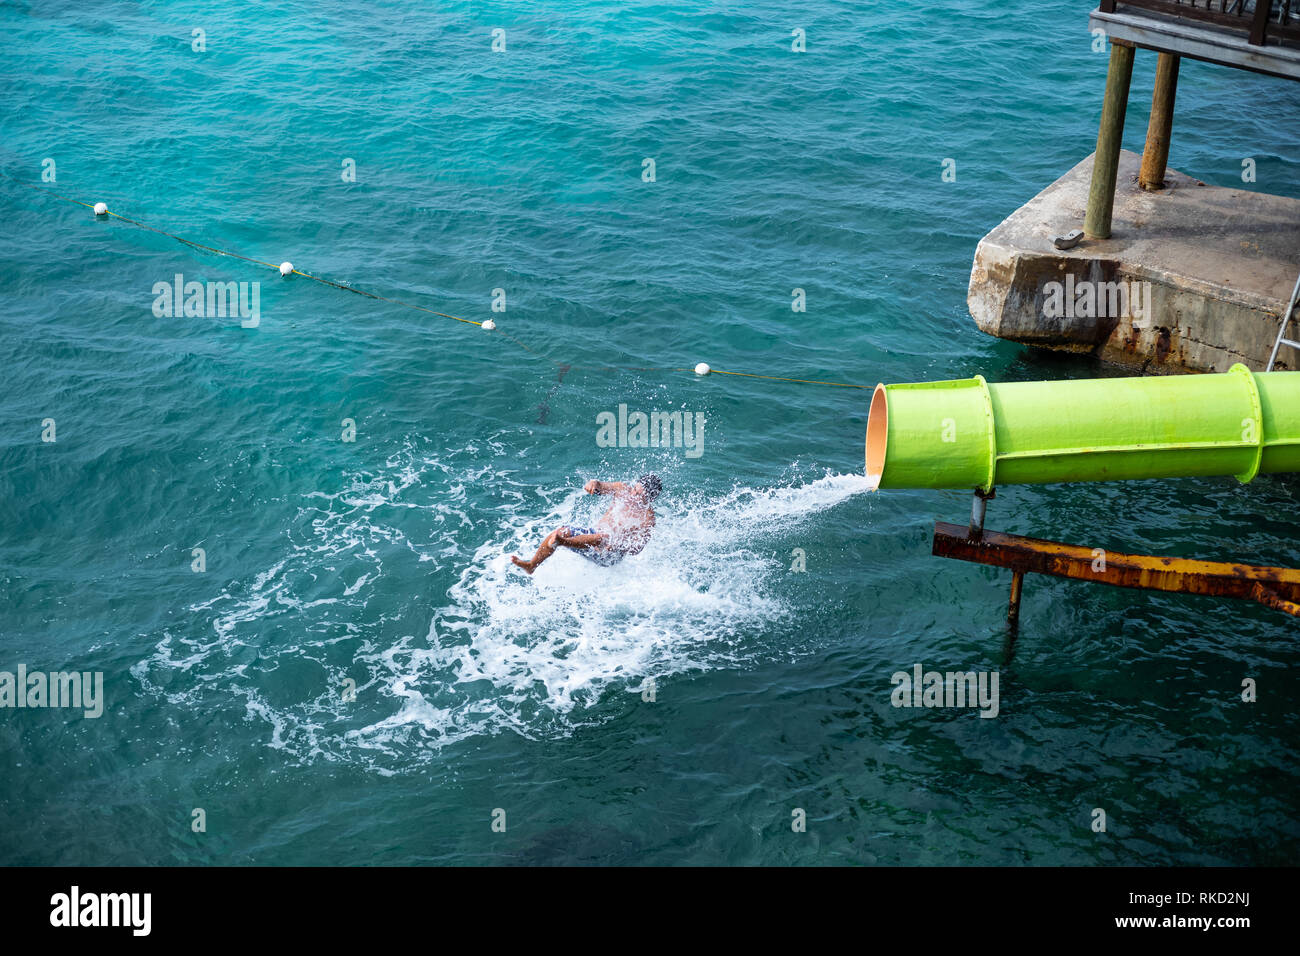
[{"left": 1098, "top": 0, "right": 1300, "bottom": 48}]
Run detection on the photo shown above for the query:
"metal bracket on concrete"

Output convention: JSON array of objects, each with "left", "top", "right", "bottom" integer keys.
[{"left": 968, "top": 487, "right": 996, "bottom": 541}]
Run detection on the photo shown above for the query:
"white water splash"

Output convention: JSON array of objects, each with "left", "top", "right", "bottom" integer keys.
[{"left": 132, "top": 440, "right": 872, "bottom": 769}]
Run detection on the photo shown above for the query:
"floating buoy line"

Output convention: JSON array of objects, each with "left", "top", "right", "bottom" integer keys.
[{"left": 5, "top": 173, "right": 872, "bottom": 391}]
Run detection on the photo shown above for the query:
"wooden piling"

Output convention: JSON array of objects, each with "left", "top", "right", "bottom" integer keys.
[
  {"left": 1085, "top": 41, "right": 1135, "bottom": 239},
  {"left": 1139, "top": 53, "right": 1179, "bottom": 190}
]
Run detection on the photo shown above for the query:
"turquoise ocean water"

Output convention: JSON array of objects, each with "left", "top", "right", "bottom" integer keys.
[{"left": 2, "top": 0, "right": 1299, "bottom": 865}]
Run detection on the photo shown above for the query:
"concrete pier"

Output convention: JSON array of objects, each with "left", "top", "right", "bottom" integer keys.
[{"left": 967, "top": 150, "right": 1300, "bottom": 373}]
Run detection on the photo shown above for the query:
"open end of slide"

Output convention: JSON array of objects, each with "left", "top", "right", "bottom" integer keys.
[{"left": 865, "top": 383, "right": 888, "bottom": 490}]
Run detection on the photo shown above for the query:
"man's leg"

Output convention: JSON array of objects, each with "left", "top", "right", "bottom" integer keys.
[
  {"left": 555, "top": 532, "right": 607, "bottom": 552},
  {"left": 510, "top": 527, "right": 608, "bottom": 574},
  {"left": 511, "top": 527, "right": 563, "bottom": 574}
]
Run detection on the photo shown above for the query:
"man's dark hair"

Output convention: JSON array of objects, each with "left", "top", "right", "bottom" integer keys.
[{"left": 638, "top": 473, "right": 662, "bottom": 501}]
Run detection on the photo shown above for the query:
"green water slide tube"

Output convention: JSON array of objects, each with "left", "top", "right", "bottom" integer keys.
[{"left": 864, "top": 364, "right": 1300, "bottom": 491}]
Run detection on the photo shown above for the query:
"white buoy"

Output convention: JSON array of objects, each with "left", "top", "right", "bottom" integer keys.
[
  {"left": 93, "top": 202, "right": 107, "bottom": 216},
  {"left": 279, "top": 261, "right": 293, "bottom": 276},
  {"left": 482, "top": 319, "right": 496, "bottom": 330},
  {"left": 694, "top": 362, "right": 711, "bottom": 376}
]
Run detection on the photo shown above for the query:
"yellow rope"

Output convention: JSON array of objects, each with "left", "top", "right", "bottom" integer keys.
[
  {"left": 1, "top": 173, "right": 484, "bottom": 326},
  {"left": 4, "top": 174, "right": 872, "bottom": 391},
  {"left": 709, "top": 369, "right": 871, "bottom": 389},
  {"left": 286, "top": 267, "right": 483, "bottom": 326}
]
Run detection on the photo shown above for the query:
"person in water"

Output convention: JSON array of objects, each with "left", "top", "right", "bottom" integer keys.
[{"left": 510, "top": 474, "right": 661, "bottom": 575}]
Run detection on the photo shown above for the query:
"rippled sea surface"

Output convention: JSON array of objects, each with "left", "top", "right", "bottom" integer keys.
[{"left": 2, "top": 0, "right": 1298, "bottom": 865}]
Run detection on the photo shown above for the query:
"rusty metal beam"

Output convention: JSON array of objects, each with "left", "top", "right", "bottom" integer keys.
[{"left": 932, "top": 521, "right": 1300, "bottom": 617}]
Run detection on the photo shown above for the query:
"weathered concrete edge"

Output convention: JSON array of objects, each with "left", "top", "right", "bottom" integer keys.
[{"left": 967, "top": 153, "right": 1295, "bottom": 374}]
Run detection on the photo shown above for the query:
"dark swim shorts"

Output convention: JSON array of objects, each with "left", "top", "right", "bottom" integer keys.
[{"left": 562, "top": 526, "right": 626, "bottom": 567}]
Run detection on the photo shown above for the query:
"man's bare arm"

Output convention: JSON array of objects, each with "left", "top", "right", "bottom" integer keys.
[{"left": 584, "top": 480, "right": 627, "bottom": 495}]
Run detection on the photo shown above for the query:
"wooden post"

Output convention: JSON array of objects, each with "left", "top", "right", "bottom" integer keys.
[
  {"left": 1249, "top": 0, "right": 1271, "bottom": 46},
  {"left": 1139, "top": 53, "right": 1179, "bottom": 190},
  {"left": 1084, "top": 41, "right": 1135, "bottom": 239}
]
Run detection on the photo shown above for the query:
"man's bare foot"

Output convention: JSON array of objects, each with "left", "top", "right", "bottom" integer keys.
[{"left": 510, "top": 555, "right": 535, "bottom": 575}]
